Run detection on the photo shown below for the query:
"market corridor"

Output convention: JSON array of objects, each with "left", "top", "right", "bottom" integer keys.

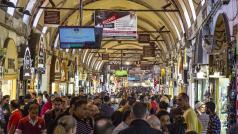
[{"left": 0, "top": 0, "right": 238, "bottom": 134}]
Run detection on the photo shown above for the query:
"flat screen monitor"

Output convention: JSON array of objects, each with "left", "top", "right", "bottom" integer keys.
[{"left": 59, "top": 26, "right": 103, "bottom": 49}]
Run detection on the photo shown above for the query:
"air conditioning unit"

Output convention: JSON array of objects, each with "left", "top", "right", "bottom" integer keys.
[{"left": 221, "top": 0, "right": 230, "bottom": 4}]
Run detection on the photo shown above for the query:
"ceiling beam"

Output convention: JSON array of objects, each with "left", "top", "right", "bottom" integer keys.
[{"left": 37, "top": 7, "right": 179, "bottom": 12}]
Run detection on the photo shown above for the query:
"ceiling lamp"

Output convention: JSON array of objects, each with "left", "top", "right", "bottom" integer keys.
[{"left": 23, "top": 10, "right": 31, "bottom": 16}]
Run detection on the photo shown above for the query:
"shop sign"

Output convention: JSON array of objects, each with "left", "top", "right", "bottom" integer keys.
[
  {"left": 102, "top": 54, "right": 109, "bottom": 61},
  {"left": 95, "top": 11, "right": 137, "bottom": 39},
  {"left": 23, "top": 47, "right": 32, "bottom": 80},
  {"left": 143, "top": 43, "right": 155, "bottom": 58},
  {"left": 44, "top": 11, "right": 60, "bottom": 26},
  {"left": 138, "top": 34, "right": 150, "bottom": 43}
]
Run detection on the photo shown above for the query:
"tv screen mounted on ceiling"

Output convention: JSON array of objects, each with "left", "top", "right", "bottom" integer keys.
[{"left": 59, "top": 26, "right": 103, "bottom": 49}]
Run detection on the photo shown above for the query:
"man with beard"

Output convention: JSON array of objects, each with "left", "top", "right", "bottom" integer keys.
[{"left": 44, "top": 97, "right": 63, "bottom": 134}]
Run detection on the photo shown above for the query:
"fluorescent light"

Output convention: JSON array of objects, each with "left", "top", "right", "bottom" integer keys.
[
  {"left": 83, "top": 50, "right": 89, "bottom": 63},
  {"left": 23, "top": 0, "right": 37, "bottom": 24},
  {"left": 7, "top": 0, "right": 17, "bottom": 16},
  {"left": 87, "top": 53, "right": 94, "bottom": 66},
  {"left": 53, "top": 34, "right": 59, "bottom": 48},
  {"left": 188, "top": 0, "right": 196, "bottom": 21},
  {"left": 33, "top": 0, "right": 49, "bottom": 28},
  {"left": 42, "top": 26, "right": 48, "bottom": 34}
]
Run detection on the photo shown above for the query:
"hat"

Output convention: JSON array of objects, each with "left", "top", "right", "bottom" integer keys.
[
  {"left": 195, "top": 102, "right": 204, "bottom": 110},
  {"left": 160, "top": 96, "right": 169, "bottom": 104}
]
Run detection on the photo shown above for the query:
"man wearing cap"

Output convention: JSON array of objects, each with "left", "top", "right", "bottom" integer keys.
[{"left": 195, "top": 102, "right": 209, "bottom": 134}]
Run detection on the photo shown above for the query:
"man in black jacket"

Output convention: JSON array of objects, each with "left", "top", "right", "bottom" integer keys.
[{"left": 119, "top": 102, "right": 162, "bottom": 134}]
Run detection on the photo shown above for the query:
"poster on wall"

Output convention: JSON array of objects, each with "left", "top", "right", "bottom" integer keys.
[
  {"left": 95, "top": 11, "right": 137, "bottom": 39},
  {"left": 23, "top": 47, "right": 32, "bottom": 80}
]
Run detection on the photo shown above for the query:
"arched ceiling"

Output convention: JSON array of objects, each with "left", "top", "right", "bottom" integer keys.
[{"left": 15, "top": 0, "right": 204, "bottom": 71}]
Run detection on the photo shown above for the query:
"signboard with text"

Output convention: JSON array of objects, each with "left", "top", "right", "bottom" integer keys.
[
  {"left": 44, "top": 11, "right": 60, "bottom": 26},
  {"left": 95, "top": 11, "right": 137, "bottom": 39}
]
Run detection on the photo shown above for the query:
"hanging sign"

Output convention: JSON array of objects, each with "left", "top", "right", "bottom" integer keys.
[
  {"left": 23, "top": 47, "right": 32, "bottom": 80},
  {"left": 138, "top": 34, "right": 150, "bottom": 43},
  {"left": 143, "top": 43, "right": 155, "bottom": 58},
  {"left": 102, "top": 54, "right": 109, "bottom": 61},
  {"left": 44, "top": 11, "right": 60, "bottom": 26},
  {"left": 95, "top": 11, "right": 137, "bottom": 39},
  {"left": 38, "top": 37, "right": 45, "bottom": 73}
]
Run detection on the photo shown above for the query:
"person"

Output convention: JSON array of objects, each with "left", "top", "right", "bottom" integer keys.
[
  {"left": 100, "top": 96, "right": 114, "bottom": 118},
  {"left": 205, "top": 101, "right": 221, "bottom": 134},
  {"left": 112, "top": 110, "right": 132, "bottom": 134},
  {"left": 150, "top": 97, "right": 158, "bottom": 114},
  {"left": 119, "top": 102, "right": 162, "bottom": 134},
  {"left": 61, "top": 96, "right": 69, "bottom": 112},
  {"left": 40, "top": 94, "right": 52, "bottom": 117},
  {"left": 22, "top": 94, "right": 32, "bottom": 117},
  {"left": 95, "top": 118, "right": 114, "bottom": 134},
  {"left": 44, "top": 97, "right": 64, "bottom": 134},
  {"left": 228, "top": 123, "right": 238, "bottom": 134},
  {"left": 195, "top": 102, "right": 209, "bottom": 134},
  {"left": 146, "top": 115, "right": 161, "bottom": 131},
  {"left": 53, "top": 115, "right": 76, "bottom": 134},
  {"left": 0, "top": 97, "right": 6, "bottom": 133},
  {"left": 7, "top": 100, "right": 22, "bottom": 134},
  {"left": 73, "top": 99, "right": 93, "bottom": 134},
  {"left": 157, "top": 110, "right": 170, "bottom": 133},
  {"left": 31, "top": 92, "right": 37, "bottom": 103},
  {"left": 177, "top": 93, "right": 202, "bottom": 133},
  {"left": 157, "top": 96, "right": 170, "bottom": 112},
  {"left": 1, "top": 95, "right": 10, "bottom": 133},
  {"left": 87, "top": 103, "right": 100, "bottom": 119},
  {"left": 37, "top": 94, "right": 44, "bottom": 116},
  {"left": 167, "top": 107, "right": 186, "bottom": 134},
  {"left": 15, "top": 103, "right": 46, "bottom": 134},
  {"left": 185, "top": 131, "right": 198, "bottom": 134},
  {"left": 111, "top": 99, "right": 128, "bottom": 126}
]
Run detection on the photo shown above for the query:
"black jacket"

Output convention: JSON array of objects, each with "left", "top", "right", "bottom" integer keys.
[{"left": 119, "top": 119, "right": 162, "bottom": 134}]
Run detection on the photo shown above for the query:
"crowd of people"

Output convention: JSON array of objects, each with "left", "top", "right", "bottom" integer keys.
[{"left": 0, "top": 89, "right": 237, "bottom": 134}]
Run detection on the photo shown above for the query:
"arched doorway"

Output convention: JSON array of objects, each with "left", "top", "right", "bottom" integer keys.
[
  {"left": 209, "top": 13, "right": 231, "bottom": 132},
  {"left": 1, "top": 38, "right": 18, "bottom": 100}
]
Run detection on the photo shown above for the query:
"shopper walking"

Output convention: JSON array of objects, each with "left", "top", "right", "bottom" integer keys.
[
  {"left": 73, "top": 99, "right": 93, "bottom": 134},
  {"left": 177, "top": 93, "right": 202, "bottom": 133},
  {"left": 119, "top": 102, "right": 162, "bottom": 134},
  {"left": 15, "top": 103, "right": 46, "bottom": 134},
  {"left": 7, "top": 100, "right": 22, "bottom": 134},
  {"left": 44, "top": 97, "right": 64, "bottom": 134},
  {"left": 195, "top": 102, "right": 209, "bottom": 134},
  {"left": 53, "top": 115, "right": 76, "bottom": 134},
  {"left": 206, "top": 101, "right": 221, "bottom": 134}
]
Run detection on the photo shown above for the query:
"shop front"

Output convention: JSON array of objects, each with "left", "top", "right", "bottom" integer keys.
[
  {"left": 50, "top": 56, "right": 60, "bottom": 94},
  {"left": 1, "top": 38, "right": 18, "bottom": 100},
  {"left": 68, "top": 60, "right": 75, "bottom": 95},
  {"left": 22, "top": 46, "right": 34, "bottom": 94},
  {"left": 208, "top": 13, "right": 234, "bottom": 132},
  {"left": 59, "top": 60, "right": 68, "bottom": 95},
  {"left": 35, "top": 35, "right": 47, "bottom": 93}
]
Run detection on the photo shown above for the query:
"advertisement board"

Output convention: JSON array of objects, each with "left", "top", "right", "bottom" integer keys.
[{"left": 95, "top": 11, "right": 137, "bottom": 39}]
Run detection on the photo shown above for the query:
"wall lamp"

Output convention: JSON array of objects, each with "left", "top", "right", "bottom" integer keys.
[{"left": 0, "top": 1, "right": 31, "bottom": 16}]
